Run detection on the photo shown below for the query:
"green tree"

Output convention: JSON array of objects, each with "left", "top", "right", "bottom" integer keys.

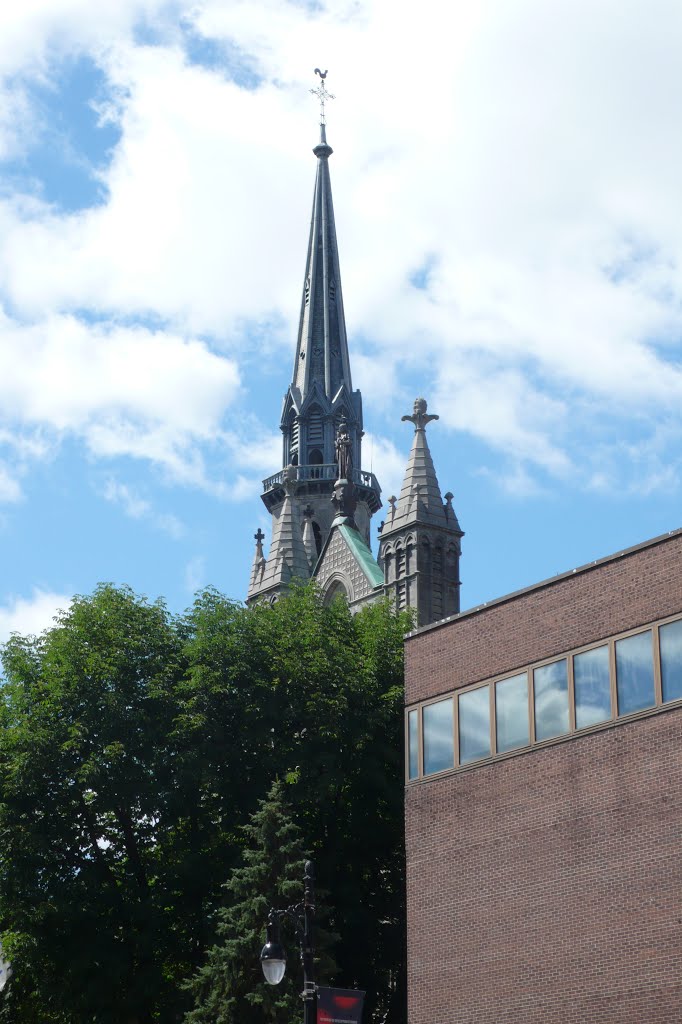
[
  {"left": 186, "top": 778, "right": 336, "bottom": 1024},
  {"left": 0, "top": 583, "right": 410, "bottom": 1023},
  {"left": 181, "top": 586, "right": 410, "bottom": 1022},
  {"left": 0, "top": 585, "right": 191, "bottom": 1022}
]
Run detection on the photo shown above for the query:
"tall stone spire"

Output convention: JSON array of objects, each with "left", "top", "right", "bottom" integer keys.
[
  {"left": 291, "top": 121, "right": 353, "bottom": 403},
  {"left": 247, "top": 74, "right": 381, "bottom": 606},
  {"left": 379, "top": 398, "right": 463, "bottom": 626},
  {"left": 391, "top": 399, "right": 452, "bottom": 529}
]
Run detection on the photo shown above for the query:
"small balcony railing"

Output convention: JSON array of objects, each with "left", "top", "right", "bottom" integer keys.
[{"left": 262, "top": 464, "right": 380, "bottom": 494}]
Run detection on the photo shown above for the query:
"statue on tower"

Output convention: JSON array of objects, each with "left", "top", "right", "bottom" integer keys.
[{"left": 335, "top": 419, "right": 353, "bottom": 480}]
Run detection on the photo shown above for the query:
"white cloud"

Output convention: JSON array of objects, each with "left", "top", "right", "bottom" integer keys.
[
  {"left": 156, "top": 512, "right": 185, "bottom": 538},
  {"left": 224, "top": 430, "right": 282, "bottom": 474},
  {"left": 0, "top": 0, "right": 681, "bottom": 495},
  {"left": 102, "top": 478, "right": 151, "bottom": 518},
  {"left": 101, "top": 477, "right": 186, "bottom": 536},
  {"left": 0, "top": 310, "right": 240, "bottom": 483},
  {"left": 0, "top": 464, "right": 22, "bottom": 503},
  {"left": 0, "top": 587, "right": 72, "bottom": 644},
  {"left": 184, "top": 554, "right": 205, "bottom": 593},
  {"left": 362, "top": 432, "right": 406, "bottom": 505}
]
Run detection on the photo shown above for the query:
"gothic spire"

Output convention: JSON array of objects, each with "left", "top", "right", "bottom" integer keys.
[
  {"left": 247, "top": 467, "right": 311, "bottom": 601},
  {"left": 378, "top": 398, "right": 463, "bottom": 626},
  {"left": 291, "top": 119, "right": 352, "bottom": 401},
  {"left": 385, "top": 398, "right": 453, "bottom": 529}
]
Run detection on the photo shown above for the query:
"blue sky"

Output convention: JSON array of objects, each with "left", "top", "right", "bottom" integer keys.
[{"left": 1, "top": 0, "right": 682, "bottom": 640}]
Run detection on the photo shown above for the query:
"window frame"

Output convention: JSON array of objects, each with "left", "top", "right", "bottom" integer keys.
[{"left": 405, "top": 610, "right": 682, "bottom": 783}]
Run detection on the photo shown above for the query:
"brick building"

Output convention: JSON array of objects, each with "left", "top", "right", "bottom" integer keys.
[{"left": 404, "top": 528, "right": 682, "bottom": 1022}]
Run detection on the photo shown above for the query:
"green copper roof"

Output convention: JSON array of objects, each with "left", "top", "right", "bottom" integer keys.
[{"left": 338, "top": 521, "right": 384, "bottom": 588}]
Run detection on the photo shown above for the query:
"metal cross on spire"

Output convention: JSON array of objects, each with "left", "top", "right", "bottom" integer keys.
[{"left": 310, "top": 68, "right": 335, "bottom": 123}]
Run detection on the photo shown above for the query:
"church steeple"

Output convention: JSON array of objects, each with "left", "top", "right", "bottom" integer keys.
[
  {"left": 291, "top": 121, "right": 353, "bottom": 403},
  {"left": 279, "top": 104, "right": 368, "bottom": 479},
  {"left": 247, "top": 75, "right": 381, "bottom": 607}
]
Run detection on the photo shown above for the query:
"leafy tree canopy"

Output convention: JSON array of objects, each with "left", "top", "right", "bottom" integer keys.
[{"left": 0, "top": 583, "right": 410, "bottom": 1023}]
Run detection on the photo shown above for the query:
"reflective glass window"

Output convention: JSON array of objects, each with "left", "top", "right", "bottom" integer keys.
[
  {"left": 408, "top": 709, "right": 419, "bottom": 780},
  {"left": 495, "top": 673, "right": 529, "bottom": 753},
  {"left": 534, "top": 659, "right": 569, "bottom": 741},
  {"left": 660, "top": 619, "right": 682, "bottom": 703},
  {"left": 459, "top": 686, "right": 491, "bottom": 764},
  {"left": 423, "top": 698, "right": 454, "bottom": 775},
  {"left": 615, "top": 631, "right": 654, "bottom": 715},
  {"left": 574, "top": 645, "right": 611, "bottom": 729}
]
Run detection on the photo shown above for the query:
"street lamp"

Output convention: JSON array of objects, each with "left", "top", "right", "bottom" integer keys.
[
  {"left": 0, "top": 942, "right": 11, "bottom": 995},
  {"left": 260, "top": 859, "right": 316, "bottom": 1024}
]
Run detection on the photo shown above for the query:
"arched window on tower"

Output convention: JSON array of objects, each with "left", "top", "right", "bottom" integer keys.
[
  {"left": 433, "top": 543, "right": 444, "bottom": 620},
  {"left": 405, "top": 538, "right": 414, "bottom": 576},
  {"left": 308, "top": 405, "right": 324, "bottom": 448},
  {"left": 396, "top": 543, "right": 405, "bottom": 581},
  {"left": 421, "top": 537, "right": 433, "bottom": 623},
  {"left": 288, "top": 412, "right": 299, "bottom": 464},
  {"left": 309, "top": 448, "right": 323, "bottom": 477}
]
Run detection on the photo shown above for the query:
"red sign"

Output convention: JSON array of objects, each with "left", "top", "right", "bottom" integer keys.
[{"left": 317, "top": 986, "right": 365, "bottom": 1024}]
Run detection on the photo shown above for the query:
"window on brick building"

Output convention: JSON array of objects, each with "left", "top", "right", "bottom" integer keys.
[
  {"left": 574, "top": 645, "right": 611, "bottom": 729},
  {"left": 459, "top": 685, "right": 491, "bottom": 764},
  {"left": 408, "top": 709, "right": 419, "bottom": 780},
  {"left": 660, "top": 619, "right": 682, "bottom": 703},
  {"left": 534, "top": 659, "right": 569, "bottom": 741},
  {"left": 615, "top": 631, "right": 655, "bottom": 715},
  {"left": 406, "top": 614, "right": 682, "bottom": 782},
  {"left": 495, "top": 673, "right": 529, "bottom": 753},
  {"left": 423, "top": 698, "right": 454, "bottom": 775}
]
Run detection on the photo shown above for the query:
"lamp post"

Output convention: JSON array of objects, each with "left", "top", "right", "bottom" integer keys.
[{"left": 260, "top": 859, "right": 316, "bottom": 1024}]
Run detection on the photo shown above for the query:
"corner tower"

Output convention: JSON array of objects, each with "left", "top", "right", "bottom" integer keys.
[
  {"left": 378, "top": 398, "right": 463, "bottom": 626},
  {"left": 247, "top": 100, "right": 381, "bottom": 605}
]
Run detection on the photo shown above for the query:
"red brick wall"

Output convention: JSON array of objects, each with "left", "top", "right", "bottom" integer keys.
[
  {"left": 405, "top": 532, "right": 682, "bottom": 1022},
  {"left": 406, "top": 710, "right": 682, "bottom": 1023},
  {"left": 405, "top": 531, "right": 682, "bottom": 704}
]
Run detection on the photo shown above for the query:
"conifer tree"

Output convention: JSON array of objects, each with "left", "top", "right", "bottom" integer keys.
[{"left": 186, "top": 779, "right": 336, "bottom": 1024}]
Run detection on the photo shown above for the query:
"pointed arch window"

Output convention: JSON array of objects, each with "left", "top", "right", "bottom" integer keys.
[
  {"left": 308, "top": 449, "right": 324, "bottom": 477},
  {"left": 308, "top": 405, "right": 324, "bottom": 447},
  {"left": 289, "top": 412, "right": 299, "bottom": 460},
  {"left": 396, "top": 543, "right": 406, "bottom": 581}
]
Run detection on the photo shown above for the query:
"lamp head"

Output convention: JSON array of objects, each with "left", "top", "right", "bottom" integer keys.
[{"left": 260, "top": 918, "right": 286, "bottom": 985}]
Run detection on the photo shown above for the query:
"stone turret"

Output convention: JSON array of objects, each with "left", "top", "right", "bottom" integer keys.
[{"left": 378, "top": 398, "right": 464, "bottom": 626}]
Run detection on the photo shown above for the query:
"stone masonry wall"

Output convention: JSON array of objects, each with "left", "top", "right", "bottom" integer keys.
[{"left": 406, "top": 709, "right": 682, "bottom": 1023}]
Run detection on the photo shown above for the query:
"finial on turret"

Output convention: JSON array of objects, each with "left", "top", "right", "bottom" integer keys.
[{"left": 401, "top": 397, "right": 439, "bottom": 431}]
